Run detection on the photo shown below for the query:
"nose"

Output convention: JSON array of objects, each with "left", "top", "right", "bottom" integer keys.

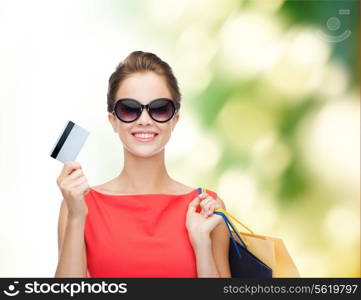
[{"left": 135, "top": 108, "right": 153, "bottom": 125}]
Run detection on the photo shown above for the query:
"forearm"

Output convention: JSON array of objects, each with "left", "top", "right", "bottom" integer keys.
[
  {"left": 193, "top": 236, "right": 219, "bottom": 278},
  {"left": 55, "top": 216, "right": 87, "bottom": 278}
]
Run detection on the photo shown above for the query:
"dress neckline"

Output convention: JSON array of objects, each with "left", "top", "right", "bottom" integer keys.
[{"left": 89, "top": 187, "right": 199, "bottom": 197}]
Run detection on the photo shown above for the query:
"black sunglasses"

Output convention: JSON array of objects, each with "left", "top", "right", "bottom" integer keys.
[{"left": 112, "top": 98, "right": 180, "bottom": 123}]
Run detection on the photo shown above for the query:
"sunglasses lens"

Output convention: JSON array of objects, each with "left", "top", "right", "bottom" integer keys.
[
  {"left": 149, "top": 99, "right": 175, "bottom": 122},
  {"left": 115, "top": 99, "right": 140, "bottom": 122}
]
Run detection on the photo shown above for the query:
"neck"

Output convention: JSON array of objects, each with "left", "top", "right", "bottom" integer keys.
[{"left": 116, "top": 147, "right": 172, "bottom": 194}]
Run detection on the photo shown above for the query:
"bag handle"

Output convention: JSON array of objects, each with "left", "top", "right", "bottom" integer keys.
[
  {"left": 197, "top": 187, "right": 251, "bottom": 253},
  {"left": 214, "top": 211, "right": 250, "bottom": 247},
  {"left": 214, "top": 208, "right": 255, "bottom": 235},
  {"left": 215, "top": 211, "right": 246, "bottom": 259},
  {"left": 197, "top": 187, "right": 254, "bottom": 234}
]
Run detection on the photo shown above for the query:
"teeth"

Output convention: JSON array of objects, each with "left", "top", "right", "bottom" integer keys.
[{"left": 134, "top": 133, "right": 156, "bottom": 138}]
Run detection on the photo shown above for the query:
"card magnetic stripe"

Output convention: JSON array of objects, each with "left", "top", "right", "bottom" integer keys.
[{"left": 50, "top": 121, "right": 75, "bottom": 159}]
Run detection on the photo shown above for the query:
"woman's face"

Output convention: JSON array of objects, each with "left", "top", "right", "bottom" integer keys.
[{"left": 108, "top": 71, "right": 179, "bottom": 158}]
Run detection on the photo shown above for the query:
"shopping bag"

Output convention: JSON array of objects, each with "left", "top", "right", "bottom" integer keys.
[
  {"left": 216, "top": 210, "right": 273, "bottom": 277},
  {"left": 215, "top": 208, "right": 300, "bottom": 278},
  {"left": 197, "top": 188, "right": 271, "bottom": 277}
]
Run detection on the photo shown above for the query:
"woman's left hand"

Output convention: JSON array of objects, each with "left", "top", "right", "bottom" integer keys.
[{"left": 186, "top": 192, "right": 223, "bottom": 246}]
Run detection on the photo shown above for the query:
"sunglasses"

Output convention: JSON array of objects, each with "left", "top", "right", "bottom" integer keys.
[{"left": 112, "top": 98, "right": 181, "bottom": 123}]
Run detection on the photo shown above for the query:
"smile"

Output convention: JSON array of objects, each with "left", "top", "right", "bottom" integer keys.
[{"left": 131, "top": 132, "right": 158, "bottom": 143}]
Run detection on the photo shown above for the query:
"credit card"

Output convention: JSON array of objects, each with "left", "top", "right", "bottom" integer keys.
[{"left": 49, "top": 120, "right": 89, "bottom": 163}]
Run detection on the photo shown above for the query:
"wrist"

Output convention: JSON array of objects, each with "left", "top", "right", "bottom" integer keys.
[
  {"left": 190, "top": 232, "right": 212, "bottom": 250},
  {"left": 68, "top": 213, "right": 86, "bottom": 224}
]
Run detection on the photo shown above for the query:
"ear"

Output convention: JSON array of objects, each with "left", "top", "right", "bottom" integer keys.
[
  {"left": 172, "top": 112, "right": 180, "bottom": 131},
  {"left": 108, "top": 113, "right": 117, "bottom": 133}
]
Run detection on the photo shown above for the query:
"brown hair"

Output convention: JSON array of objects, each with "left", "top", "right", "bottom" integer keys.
[{"left": 107, "top": 51, "right": 182, "bottom": 113}]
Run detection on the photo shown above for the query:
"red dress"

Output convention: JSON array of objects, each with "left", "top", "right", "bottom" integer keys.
[{"left": 84, "top": 187, "right": 218, "bottom": 278}]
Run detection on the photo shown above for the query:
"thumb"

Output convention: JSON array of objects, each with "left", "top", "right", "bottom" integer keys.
[{"left": 187, "top": 196, "right": 201, "bottom": 213}]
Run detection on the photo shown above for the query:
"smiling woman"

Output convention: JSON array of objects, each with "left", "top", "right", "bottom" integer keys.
[{"left": 55, "top": 51, "right": 231, "bottom": 278}]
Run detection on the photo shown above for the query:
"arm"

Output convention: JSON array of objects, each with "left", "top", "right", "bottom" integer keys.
[
  {"left": 190, "top": 196, "right": 231, "bottom": 278},
  {"left": 210, "top": 196, "right": 231, "bottom": 277},
  {"left": 193, "top": 236, "right": 220, "bottom": 277},
  {"left": 55, "top": 199, "right": 87, "bottom": 278}
]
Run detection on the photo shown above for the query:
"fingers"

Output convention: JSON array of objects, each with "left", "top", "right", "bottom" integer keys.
[
  {"left": 67, "top": 169, "right": 84, "bottom": 181},
  {"left": 57, "top": 161, "right": 82, "bottom": 184},
  {"left": 199, "top": 193, "right": 211, "bottom": 216},
  {"left": 74, "top": 181, "right": 90, "bottom": 195},
  {"left": 200, "top": 195, "right": 221, "bottom": 217},
  {"left": 63, "top": 161, "right": 81, "bottom": 175},
  {"left": 207, "top": 202, "right": 221, "bottom": 216},
  {"left": 69, "top": 176, "right": 88, "bottom": 188},
  {"left": 188, "top": 192, "right": 221, "bottom": 218},
  {"left": 205, "top": 213, "right": 224, "bottom": 230},
  {"left": 187, "top": 196, "right": 201, "bottom": 213}
]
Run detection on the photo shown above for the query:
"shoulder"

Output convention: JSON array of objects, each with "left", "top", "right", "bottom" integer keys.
[
  {"left": 90, "top": 181, "right": 120, "bottom": 194},
  {"left": 90, "top": 183, "right": 109, "bottom": 193},
  {"left": 168, "top": 180, "right": 197, "bottom": 194},
  {"left": 216, "top": 195, "right": 226, "bottom": 209}
]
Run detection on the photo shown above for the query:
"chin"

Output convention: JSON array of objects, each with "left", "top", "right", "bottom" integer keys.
[
  {"left": 124, "top": 145, "right": 165, "bottom": 158},
  {"left": 134, "top": 150, "right": 163, "bottom": 158}
]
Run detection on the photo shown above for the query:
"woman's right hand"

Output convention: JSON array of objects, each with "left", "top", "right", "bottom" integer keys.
[{"left": 56, "top": 161, "right": 90, "bottom": 219}]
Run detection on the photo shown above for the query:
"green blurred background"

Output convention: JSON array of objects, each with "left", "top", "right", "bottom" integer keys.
[
  {"left": 0, "top": 0, "right": 359, "bottom": 277},
  {"left": 140, "top": 0, "right": 360, "bottom": 277}
]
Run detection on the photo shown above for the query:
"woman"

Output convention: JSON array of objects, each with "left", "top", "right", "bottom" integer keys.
[{"left": 55, "top": 51, "right": 231, "bottom": 278}]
